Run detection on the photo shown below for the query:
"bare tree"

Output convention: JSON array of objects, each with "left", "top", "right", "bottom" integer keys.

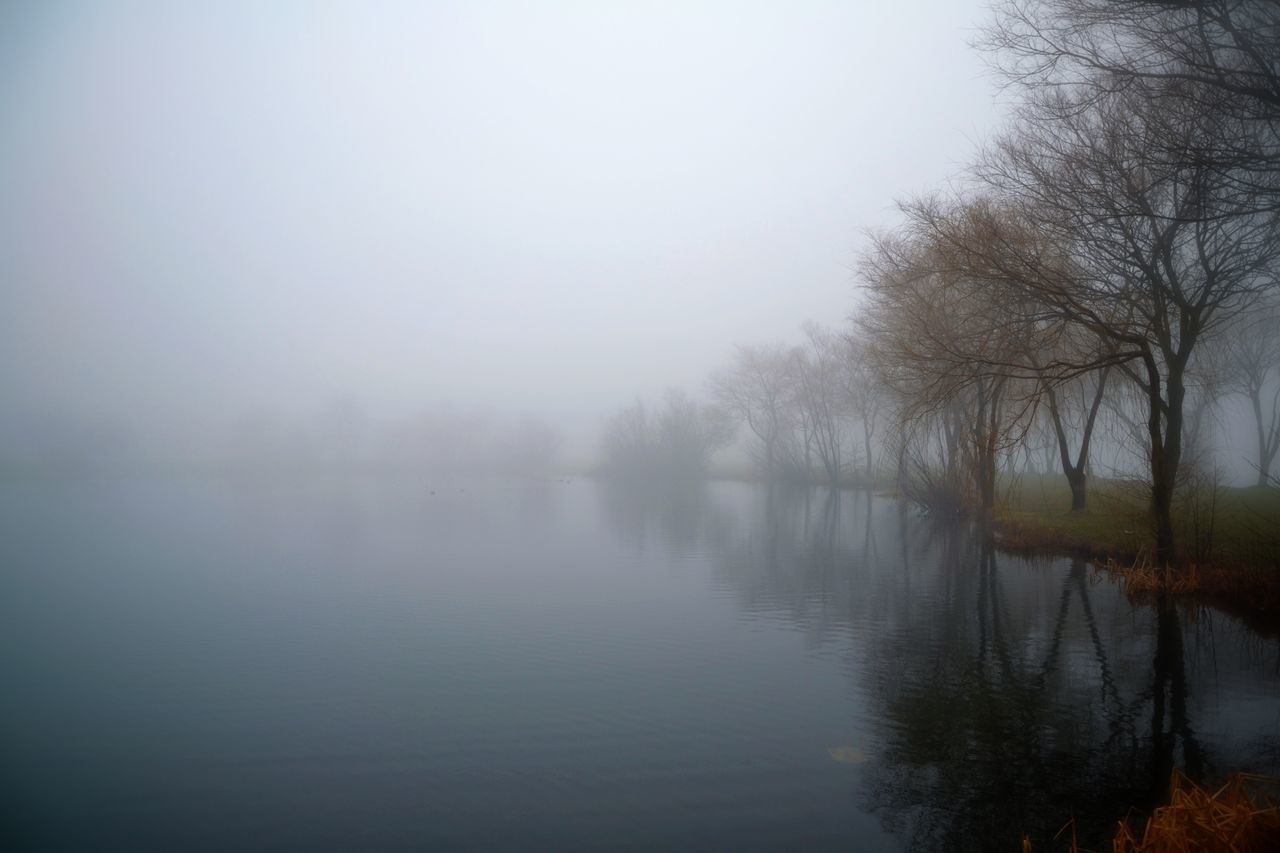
[
  {"left": 600, "top": 390, "right": 734, "bottom": 479},
  {"left": 655, "top": 388, "right": 735, "bottom": 476},
  {"left": 842, "top": 334, "right": 887, "bottom": 483},
  {"left": 600, "top": 399, "right": 653, "bottom": 476},
  {"left": 859, "top": 234, "right": 1039, "bottom": 516},
  {"left": 1042, "top": 367, "right": 1110, "bottom": 509},
  {"left": 1222, "top": 299, "right": 1280, "bottom": 485},
  {"left": 984, "top": 0, "right": 1280, "bottom": 204},
  {"left": 496, "top": 416, "right": 563, "bottom": 476},
  {"left": 709, "top": 343, "right": 793, "bottom": 480},
  {"left": 911, "top": 79, "right": 1280, "bottom": 564},
  {"left": 789, "top": 323, "right": 851, "bottom": 486}
]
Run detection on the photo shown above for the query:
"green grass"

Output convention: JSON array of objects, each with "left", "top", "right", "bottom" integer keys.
[{"left": 996, "top": 474, "right": 1280, "bottom": 571}]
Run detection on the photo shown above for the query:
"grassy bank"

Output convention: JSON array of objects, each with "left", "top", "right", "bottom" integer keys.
[
  {"left": 995, "top": 474, "right": 1280, "bottom": 620},
  {"left": 997, "top": 475, "right": 1280, "bottom": 568}
]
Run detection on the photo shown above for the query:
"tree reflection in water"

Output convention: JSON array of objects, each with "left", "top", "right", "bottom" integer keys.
[
  {"left": 857, "top": 521, "right": 1266, "bottom": 852},
  {"left": 595, "top": 477, "right": 735, "bottom": 560},
  {"left": 597, "top": 481, "right": 1280, "bottom": 852}
]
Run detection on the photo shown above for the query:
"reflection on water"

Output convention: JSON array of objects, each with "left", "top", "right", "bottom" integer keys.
[
  {"left": 605, "top": 481, "right": 1280, "bottom": 851},
  {"left": 1, "top": 477, "right": 1277, "bottom": 852}
]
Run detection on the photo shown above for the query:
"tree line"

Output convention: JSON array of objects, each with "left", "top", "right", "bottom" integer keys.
[
  {"left": 600, "top": 324, "right": 887, "bottom": 485},
  {"left": 602, "top": 0, "right": 1280, "bottom": 569}
]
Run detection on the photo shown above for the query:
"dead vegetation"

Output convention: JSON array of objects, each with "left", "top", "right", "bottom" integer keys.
[
  {"left": 1023, "top": 771, "right": 1280, "bottom": 852},
  {"left": 1092, "top": 560, "right": 1280, "bottom": 627}
]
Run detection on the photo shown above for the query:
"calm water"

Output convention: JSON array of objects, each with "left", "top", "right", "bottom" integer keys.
[{"left": 2, "top": 476, "right": 1278, "bottom": 851}]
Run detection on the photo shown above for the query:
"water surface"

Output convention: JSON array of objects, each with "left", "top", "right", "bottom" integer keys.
[{"left": 2, "top": 476, "right": 1278, "bottom": 851}]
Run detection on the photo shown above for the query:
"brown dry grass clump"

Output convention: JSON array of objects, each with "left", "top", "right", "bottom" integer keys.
[
  {"left": 1024, "top": 771, "right": 1280, "bottom": 852},
  {"left": 1095, "top": 560, "right": 1280, "bottom": 617},
  {"left": 1113, "top": 771, "right": 1280, "bottom": 852}
]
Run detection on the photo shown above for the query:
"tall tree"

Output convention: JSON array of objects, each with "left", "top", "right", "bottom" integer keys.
[
  {"left": 985, "top": 0, "right": 1280, "bottom": 198},
  {"left": 860, "top": 235, "right": 1038, "bottom": 516},
  {"left": 912, "top": 80, "right": 1280, "bottom": 564}
]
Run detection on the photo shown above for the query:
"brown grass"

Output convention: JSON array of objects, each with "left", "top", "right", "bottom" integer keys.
[
  {"left": 1024, "top": 771, "right": 1280, "bottom": 852},
  {"left": 1093, "top": 559, "right": 1280, "bottom": 623},
  {"left": 1115, "top": 771, "right": 1280, "bottom": 852}
]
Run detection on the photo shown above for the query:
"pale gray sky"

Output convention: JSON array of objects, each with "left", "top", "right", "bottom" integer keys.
[{"left": 0, "top": 0, "right": 1002, "bottom": 460}]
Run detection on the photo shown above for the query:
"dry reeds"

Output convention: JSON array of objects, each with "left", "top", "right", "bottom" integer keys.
[
  {"left": 1100, "top": 560, "right": 1209, "bottom": 596},
  {"left": 1093, "top": 559, "right": 1280, "bottom": 614},
  {"left": 1024, "top": 771, "right": 1280, "bottom": 852},
  {"left": 1112, "top": 770, "right": 1280, "bottom": 852}
]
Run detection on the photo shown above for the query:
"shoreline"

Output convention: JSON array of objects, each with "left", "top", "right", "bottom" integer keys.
[{"left": 993, "top": 487, "right": 1280, "bottom": 633}]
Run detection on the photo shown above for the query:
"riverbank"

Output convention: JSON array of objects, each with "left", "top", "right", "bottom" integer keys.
[{"left": 995, "top": 474, "right": 1280, "bottom": 623}]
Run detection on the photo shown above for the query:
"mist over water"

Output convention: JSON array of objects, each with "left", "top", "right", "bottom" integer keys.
[
  {"left": 3, "top": 3, "right": 1279, "bottom": 851},
  {"left": 3, "top": 477, "right": 1276, "bottom": 851}
]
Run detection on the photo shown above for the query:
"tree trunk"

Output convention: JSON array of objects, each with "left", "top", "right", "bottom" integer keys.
[
  {"left": 1066, "top": 468, "right": 1087, "bottom": 511},
  {"left": 978, "top": 379, "right": 1003, "bottom": 520},
  {"left": 978, "top": 449, "right": 997, "bottom": 514},
  {"left": 896, "top": 443, "right": 908, "bottom": 494},
  {"left": 863, "top": 423, "right": 874, "bottom": 482},
  {"left": 1147, "top": 361, "right": 1184, "bottom": 568},
  {"left": 1251, "top": 390, "right": 1279, "bottom": 487},
  {"left": 1045, "top": 368, "right": 1107, "bottom": 512}
]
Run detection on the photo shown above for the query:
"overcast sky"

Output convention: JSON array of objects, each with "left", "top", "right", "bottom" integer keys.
[{"left": 0, "top": 0, "right": 1002, "bottom": 458}]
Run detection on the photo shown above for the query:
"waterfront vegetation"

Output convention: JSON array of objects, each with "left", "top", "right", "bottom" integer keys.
[
  {"left": 1026, "top": 770, "right": 1280, "bottom": 853},
  {"left": 597, "top": 7, "right": 1280, "bottom": 839},
  {"left": 997, "top": 475, "right": 1280, "bottom": 571},
  {"left": 997, "top": 475, "right": 1280, "bottom": 625},
  {"left": 602, "top": 0, "right": 1280, "bottom": 615}
]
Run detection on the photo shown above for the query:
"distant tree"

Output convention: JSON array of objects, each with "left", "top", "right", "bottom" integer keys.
[
  {"left": 600, "top": 390, "right": 734, "bottom": 479},
  {"left": 789, "top": 324, "right": 851, "bottom": 486},
  {"left": 496, "top": 416, "right": 563, "bottom": 476},
  {"left": 842, "top": 335, "right": 888, "bottom": 483},
  {"left": 600, "top": 399, "right": 653, "bottom": 476},
  {"left": 654, "top": 388, "right": 736, "bottom": 476},
  {"left": 709, "top": 343, "right": 793, "bottom": 479},
  {"left": 383, "top": 407, "right": 492, "bottom": 472},
  {"left": 1222, "top": 300, "right": 1280, "bottom": 486}
]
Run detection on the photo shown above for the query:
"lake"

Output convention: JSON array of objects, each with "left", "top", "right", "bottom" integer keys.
[{"left": 2, "top": 475, "right": 1278, "bottom": 851}]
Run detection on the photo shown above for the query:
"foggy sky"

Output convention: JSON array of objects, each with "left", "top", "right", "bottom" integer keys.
[{"left": 0, "top": 1, "right": 1002, "bottom": 462}]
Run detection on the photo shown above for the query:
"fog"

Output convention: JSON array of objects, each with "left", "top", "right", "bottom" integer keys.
[
  {"left": 4, "top": 6, "right": 1279, "bottom": 848},
  {"left": 0, "top": 1, "right": 1000, "bottom": 470}
]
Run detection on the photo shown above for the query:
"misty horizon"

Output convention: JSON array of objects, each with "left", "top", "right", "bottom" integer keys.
[
  {"left": 4, "top": 4, "right": 1280, "bottom": 851},
  {"left": 1, "top": 1, "right": 1005, "bottom": 471}
]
